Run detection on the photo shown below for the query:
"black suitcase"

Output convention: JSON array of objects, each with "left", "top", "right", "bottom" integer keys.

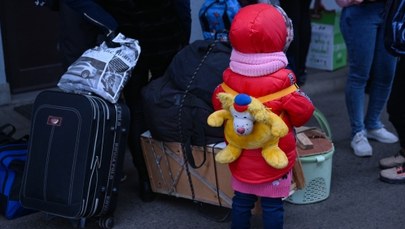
[{"left": 20, "top": 90, "right": 130, "bottom": 228}]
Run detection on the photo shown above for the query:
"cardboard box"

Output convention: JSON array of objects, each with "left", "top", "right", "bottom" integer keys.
[
  {"left": 306, "top": 11, "right": 347, "bottom": 71},
  {"left": 141, "top": 132, "right": 304, "bottom": 209}
]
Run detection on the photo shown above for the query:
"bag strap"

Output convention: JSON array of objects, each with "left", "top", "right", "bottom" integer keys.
[
  {"left": 221, "top": 82, "right": 329, "bottom": 139},
  {"left": 182, "top": 95, "right": 221, "bottom": 169},
  {"left": 220, "top": 82, "right": 299, "bottom": 103},
  {"left": 178, "top": 41, "right": 218, "bottom": 201},
  {"left": 179, "top": 41, "right": 217, "bottom": 169}
]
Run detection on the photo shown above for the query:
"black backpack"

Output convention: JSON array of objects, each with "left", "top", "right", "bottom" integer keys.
[
  {"left": 141, "top": 40, "right": 231, "bottom": 167},
  {"left": 384, "top": 0, "right": 405, "bottom": 56}
]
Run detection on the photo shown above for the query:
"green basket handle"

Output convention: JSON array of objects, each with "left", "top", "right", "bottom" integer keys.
[
  {"left": 313, "top": 108, "right": 332, "bottom": 140},
  {"left": 299, "top": 149, "right": 334, "bottom": 163}
]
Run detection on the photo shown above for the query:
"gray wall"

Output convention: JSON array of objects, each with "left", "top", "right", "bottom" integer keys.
[{"left": 190, "top": 0, "right": 204, "bottom": 42}]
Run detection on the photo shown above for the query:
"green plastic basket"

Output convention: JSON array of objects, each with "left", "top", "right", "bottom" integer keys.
[{"left": 286, "top": 108, "right": 335, "bottom": 204}]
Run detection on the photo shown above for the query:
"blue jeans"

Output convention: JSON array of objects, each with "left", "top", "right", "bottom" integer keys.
[
  {"left": 231, "top": 191, "right": 284, "bottom": 229},
  {"left": 340, "top": 3, "right": 397, "bottom": 137}
]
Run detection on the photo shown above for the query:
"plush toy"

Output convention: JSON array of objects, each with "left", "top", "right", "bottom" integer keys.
[{"left": 207, "top": 92, "right": 289, "bottom": 169}]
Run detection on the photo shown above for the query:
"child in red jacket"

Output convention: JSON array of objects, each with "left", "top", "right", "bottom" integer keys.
[{"left": 211, "top": 4, "right": 315, "bottom": 228}]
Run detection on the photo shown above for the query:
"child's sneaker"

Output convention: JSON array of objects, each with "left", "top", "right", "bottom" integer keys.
[
  {"left": 380, "top": 164, "right": 405, "bottom": 184},
  {"left": 351, "top": 131, "right": 372, "bottom": 157},
  {"left": 379, "top": 150, "right": 405, "bottom": 169},
  {"left": 367, "top": 128, "right": 398, "bottom": 143}
]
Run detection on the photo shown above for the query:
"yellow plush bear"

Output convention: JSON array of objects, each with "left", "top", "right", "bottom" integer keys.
[{"left": 207, "top": 93, "right": 289, "bottom": 169}]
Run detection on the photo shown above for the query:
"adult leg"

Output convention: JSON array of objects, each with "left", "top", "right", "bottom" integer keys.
[
  {"left": 296, "top": 0, "right": 312, "bottom": 81},
  {"left": 123, "top": 50, "right": 179, "bottom": 202},
  {"left": 148, "top": 52, "right": 178, "bottom": 81},
  {"left": 379, "top": 58, "right": 405, "bottom": 169},
  {"left": 379, "top": 57, "right": 405, "bottom": 183},
  {"left": 340, "top": 5, "right": 380, "bottom": 156},
  {"left": 364, "top": 3, "right": 397, "bottom": 132},
  {"left": 361, "top": 3, "right": 398, "bottom": 145},
  {"left": 261, "top": 197, "right": 284, "bottom": 229},
  {"left": 123, "top": 54, "right": 154, "bottom": 202},
  {"left": 340, "top": 5, "right": 378, "bottom": 137},
  {"left": 387, "top": 57, "right": 405, "bottom": 149},
  {"left": 280, "top": 0, "right": 311, "bottom": 86},
  {"left": 58, "top": 2, "right": 99, "bottom": 69},
  {"left": 231, "top": 191, "right": 258, "bottom": 229},
  {"left": 280, "top": 0, "right": 299, "bottom": 80},
  {"left": 173, "top": 0, "right": 191, "bottom": 45}
]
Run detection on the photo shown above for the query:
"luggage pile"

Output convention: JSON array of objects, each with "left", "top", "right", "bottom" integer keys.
[{"left": 15, "top": 34, "right": 139, "bottom": 229}]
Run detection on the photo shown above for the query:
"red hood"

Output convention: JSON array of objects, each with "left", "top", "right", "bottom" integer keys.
[{"left": 229, "top": 3, "right": 287, "bottom": 53}]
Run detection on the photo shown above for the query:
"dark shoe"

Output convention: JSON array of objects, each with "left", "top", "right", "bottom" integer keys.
[
  {"left": 380, "top": 165, "right": 405, "bottom": 184},
  {"left": 139, "top": 180, "right": 156, "bottom": 202}
]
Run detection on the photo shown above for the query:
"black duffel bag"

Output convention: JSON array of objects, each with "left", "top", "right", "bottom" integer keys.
[{"left": 141, "top": 40, "right": 231, "bottom": 167}]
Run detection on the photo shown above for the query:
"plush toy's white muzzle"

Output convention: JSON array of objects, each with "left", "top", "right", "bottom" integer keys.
[{"left": 230, "top": 107, "right": 254, "bottom": 136}]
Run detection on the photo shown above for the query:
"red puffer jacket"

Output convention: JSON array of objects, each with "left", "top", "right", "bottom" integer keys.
[
  {"left": 212, "top": 3, "right": 315, "bottom": 183},
  {"left": 212, "top": 68, "right": 315, "bottom": 183}
]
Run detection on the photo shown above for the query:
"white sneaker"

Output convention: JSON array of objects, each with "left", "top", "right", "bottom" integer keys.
[
  {"left": 380, "top": 165, "right": 405, "bottom": 184},
  {"left": 367, "top": 128, "right": 398, "bottom": 144},
  {"left": 379, "top": 150, "right": 405, "bottom": 169},
  {"left": 351, "top": 131, "right": 372, "bottom": 157}
]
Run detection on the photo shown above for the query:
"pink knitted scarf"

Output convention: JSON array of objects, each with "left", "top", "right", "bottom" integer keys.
[{"left": 229, "top": 49, "right": 288, "bottom": 77}]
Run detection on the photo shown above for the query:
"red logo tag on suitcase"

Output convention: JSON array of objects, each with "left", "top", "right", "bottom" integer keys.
[{"left": 47, "top": 116, "right": 62, "bottom": 126}]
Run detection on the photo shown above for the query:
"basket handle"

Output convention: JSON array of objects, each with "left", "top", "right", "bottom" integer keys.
[
  {"left": 312, "top": 108, "right": 332, "bottom": 140},
  {"left": 299, "top": 151, "right": 334, "bottom": 163}
]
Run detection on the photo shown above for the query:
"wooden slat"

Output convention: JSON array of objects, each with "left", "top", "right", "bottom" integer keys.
[
  {"left": 292, "top": 159, "right": 306, "bottom": 189},
  {"left": 297, "top": 132, "right": 314, "bottom": 150}
]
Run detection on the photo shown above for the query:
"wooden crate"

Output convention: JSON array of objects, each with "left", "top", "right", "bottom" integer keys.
[
  {"left": 141, "top": 132, "right": 233, "bottom": 208},
  {"left": 141, "top": 132, "right": 305, "bottom": 209}
]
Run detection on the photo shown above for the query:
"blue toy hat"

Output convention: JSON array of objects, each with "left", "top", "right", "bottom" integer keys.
[{"left": 233, "top": 94, "right": 251, "bottom": 112}]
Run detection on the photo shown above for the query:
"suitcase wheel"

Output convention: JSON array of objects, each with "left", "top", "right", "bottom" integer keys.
[{"left": 99, "top": 216, "right": 114, "bottom": 229}]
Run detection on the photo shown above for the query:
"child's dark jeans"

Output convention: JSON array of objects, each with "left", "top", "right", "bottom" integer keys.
[{"left": 231, "top": 191, "right": 284, "bottom": 229}]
